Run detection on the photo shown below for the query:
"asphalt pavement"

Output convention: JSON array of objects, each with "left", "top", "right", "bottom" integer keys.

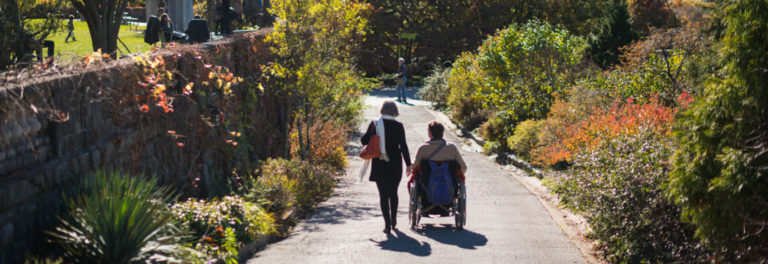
[{"left": 247, "top": 87, "right": 585, "bottom": 264}]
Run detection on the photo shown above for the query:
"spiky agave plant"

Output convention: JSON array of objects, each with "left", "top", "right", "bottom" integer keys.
[{"left": 48, "top": 169, "right": 186, "bottom": 264}]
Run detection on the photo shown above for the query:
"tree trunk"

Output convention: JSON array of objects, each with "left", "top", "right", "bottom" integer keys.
[
  {"left": 70, "top": 0, "right": 127, "bottom": 55},
  {"left": 305, "top": 102, "right": 312, "bottom": 164},
  {"left": 8, "top": 1, "right": 24, "bottom": 65},
  {"left": 207, "top": 0, "right": 216, "bottom": 31},
  {"left": 297, "top": 113, "right": 304, "bottom": 160}
]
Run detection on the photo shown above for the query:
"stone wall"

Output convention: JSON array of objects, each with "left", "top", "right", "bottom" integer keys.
[{"left": 0, "top": 29, "right": 279, "bottom": 263}]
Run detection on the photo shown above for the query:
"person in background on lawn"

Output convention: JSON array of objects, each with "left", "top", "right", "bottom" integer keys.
[
  {"left": 65, "top": 15, "right": 76, "bottom": 43},
  {"left": 361, "top": 100, "right": 412, "bottom": 234},
  {"left": 395, "top": 57, "right": 407, "bottom": 103},
  {"left": 159, "top": 13, "right": 173, "bottom": 47}
]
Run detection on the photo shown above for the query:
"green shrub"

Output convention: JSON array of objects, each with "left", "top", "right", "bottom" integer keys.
[
  {"left": 478, "top": 117, "right": 507, "bottom": 143},
  {"left": 252, "top": 167, "right": 298, "bottom": 217},
  {"left": 447, "top": 53, "right": 491, "bottom": 130},
  {"left": 326, "top": 147, "right": 348, "bottom": 170},
  {"left": 667, "top": 0, "right": 768, "bottom": 260},
  {"left": 482, "top": 141, "right": 501, "bottom": 155},
  {"left": 444, "top": 20, "right": 585, "bottom": 138},
  {"left": 507, "top": 119, "right": 542, "bottom": 160},
  {"left": 418, "top": 67, "right": 451, "bottom": 110},
  {"left": 586, "top": 0, "right": 638, "bottom": 68},
  {"left": 553, "top": 131, "right": 707, "bottom": 262},
  {"left": 48, "top": 170, "right": 186, "bottom": 264},
  {"left": 170, "top": 196, "right": 275, "bottom": 261},
  {"left": 474, "top": 20, "right": 585, "bottom": 129},
  {"left": 255, "top": 158, "right": 337, "bottom": 214}
]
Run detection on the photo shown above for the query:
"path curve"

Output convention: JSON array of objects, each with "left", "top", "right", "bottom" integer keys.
[{"left": 247, "top": 88, "right": 585, "bottom": 264}]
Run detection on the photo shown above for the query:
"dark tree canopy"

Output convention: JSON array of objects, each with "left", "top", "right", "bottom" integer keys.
[
  {"left": 586, "top": 0, "right": 638, "bottom": 68},
  {"left": 629, "top": 0, "right": 679, "bottom": 34},
  {"left": 356, "top": 0, "right": 608, "bottom": 75},
  {"left": 0, "top": 0, "right": 62, "bottom": 69}
]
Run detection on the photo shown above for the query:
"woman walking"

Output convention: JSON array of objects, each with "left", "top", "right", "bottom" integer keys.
[{"left": 361, "top": 100, "right": 411, "bottom": 234}]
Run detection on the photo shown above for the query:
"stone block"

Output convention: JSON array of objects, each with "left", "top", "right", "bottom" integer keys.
[
  {"left": 0, "top": 180, "right": 38, "bottom": 212},
  {"left": 0, "top": 223, "right": 12, "bottom": 246},
  {"left": 78, "top": 152, "right": 91, "bottom": 173},
  {"left": 57, "top": 132, "right": 86, "bottom": 157},
  {"left": 102, "top": 143, "right": 115, "bottom": 164},
  {"left": 53, "top": 160, "right": 71, "bottom": 184},
  {"left": 43, "top": 162, "right": 59, "bottom": 187},
  {"left": 91, "top": 149, "right": 102, "bottom": 168},
  {"left": 21, "top": 204, "right": 36, "bottom": 215},
  {"left": 34, "top": 146, "right": 50, "bottom": 162}
]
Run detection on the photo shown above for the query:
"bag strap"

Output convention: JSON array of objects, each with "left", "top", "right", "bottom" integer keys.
[
  {"left": 426, "top": 141, "right": 447, "bottom": 160},
  {"left": 370, "top": 121, "right": 376, "bottom": 135}
]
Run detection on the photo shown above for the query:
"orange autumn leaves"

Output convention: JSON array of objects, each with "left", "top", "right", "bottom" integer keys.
[
  {"left": 136, "top": 56, "right": 175, "bottom": 114},
  {"left": 133, "top": 53, "right": 245, "bottom": 149},
  {"left": 533, "top": 96, "right": 684, "bottom": 167}
]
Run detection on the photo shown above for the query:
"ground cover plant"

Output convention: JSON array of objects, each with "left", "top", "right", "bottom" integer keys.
[
  {"left": 170, "top": 196, "right": 275, "bottom": 262},
  {"left": 554, "top": 130, "right": 706, "bottom": 262},
  {"left": 244, "top": 158, "right": 338, "bottom": 217}
]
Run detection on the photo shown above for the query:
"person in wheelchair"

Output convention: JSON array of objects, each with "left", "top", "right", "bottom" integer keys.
[{"left": 408, "top": 121, "right": 467, "bottom": 217}]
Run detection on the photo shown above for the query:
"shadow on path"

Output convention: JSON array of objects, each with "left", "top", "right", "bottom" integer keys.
[
  {"left": 370, "top": 229, "right": 432, "bottom": 257},
  {"left": 416, "top": 224, "right": 488, "bottom": 250},
  {"left": 299, "top": 201, "right": 379, "bottom": 231},
  {"left": 367, "top": 87, "right": 420, "bottom": 102}
]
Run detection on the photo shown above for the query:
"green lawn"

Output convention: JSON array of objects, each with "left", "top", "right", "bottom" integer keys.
[{"left": 46, "top": 20, "right": 153, "bottom": 61}]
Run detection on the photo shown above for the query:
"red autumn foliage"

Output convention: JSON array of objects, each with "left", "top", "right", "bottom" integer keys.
[{"left": 533, "top": 95, "right": 682, "bottom": 167}]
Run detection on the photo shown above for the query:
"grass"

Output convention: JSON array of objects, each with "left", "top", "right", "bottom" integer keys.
[{"left": 43, "top": 20, "right": 153, "bottom": 62}]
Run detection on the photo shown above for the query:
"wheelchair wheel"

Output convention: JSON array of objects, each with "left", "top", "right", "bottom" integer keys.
[
  {"left": 409, "top": 183, "right": 421, "bottom": 230},
  {"left": 455, "top": 182, "right": 466, "bottom": 230}
]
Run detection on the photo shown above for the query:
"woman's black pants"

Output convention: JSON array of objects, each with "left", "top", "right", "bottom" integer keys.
[{"left": 375, "top": 176, "right": 401, "bottom": 227}]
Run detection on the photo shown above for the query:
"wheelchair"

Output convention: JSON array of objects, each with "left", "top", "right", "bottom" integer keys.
[{"left": 408, "top": 160, "right": 466, "bottom": 230}]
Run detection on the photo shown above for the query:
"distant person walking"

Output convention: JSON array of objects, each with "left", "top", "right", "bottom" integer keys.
[
  {"left": 361, "top": 100, "right": 412, "bottom": 234},
  {"left": 395, "top": 57, "right": 407, "bottom": 103},
  {"left": 65, "top": 15, "right": 76, "bottom": 43},
  {"left": 159, "top": 13, "right": 173, "bottom": 47}
]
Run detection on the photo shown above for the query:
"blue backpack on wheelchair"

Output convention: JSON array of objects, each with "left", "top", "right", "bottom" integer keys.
[{"left": 426, "top": 161, "right": 455, "bottom": 204}]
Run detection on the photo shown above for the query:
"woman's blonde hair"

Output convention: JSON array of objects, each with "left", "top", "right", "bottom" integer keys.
[{"left": 380, "top": 100, "right": 399, "bottom": 117}]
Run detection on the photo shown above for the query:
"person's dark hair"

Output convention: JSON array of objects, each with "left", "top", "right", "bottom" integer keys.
[
  {"left": 160, "top": 13, "right": 170, "bottom": 23},
  {"left": 428, "top": 121, "right": 444, "bottom": 139},
  {"left": 68, "top": 15, "right": 74, "bottom": 20},
  {"left": 380, "top": 100, "right": 399, "bottom": 117}
]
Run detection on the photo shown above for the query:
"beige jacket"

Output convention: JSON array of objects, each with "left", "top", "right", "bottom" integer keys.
[{"left": 409, "top": 140, "right": 467, "bottom": 173}]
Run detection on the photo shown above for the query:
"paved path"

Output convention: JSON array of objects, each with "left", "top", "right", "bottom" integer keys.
[{"left": 248, "top": 88, "right": 585, "bottom": 264}]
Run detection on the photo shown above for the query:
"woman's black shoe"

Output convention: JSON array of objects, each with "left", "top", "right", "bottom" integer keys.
[{"left": 383, "top": 226, "right": 391, "bottom": 234}]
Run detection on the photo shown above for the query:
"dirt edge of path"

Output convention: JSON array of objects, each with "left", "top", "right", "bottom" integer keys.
[{"left": 424, "top": 106, "right": 606, "bottom": 264}]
